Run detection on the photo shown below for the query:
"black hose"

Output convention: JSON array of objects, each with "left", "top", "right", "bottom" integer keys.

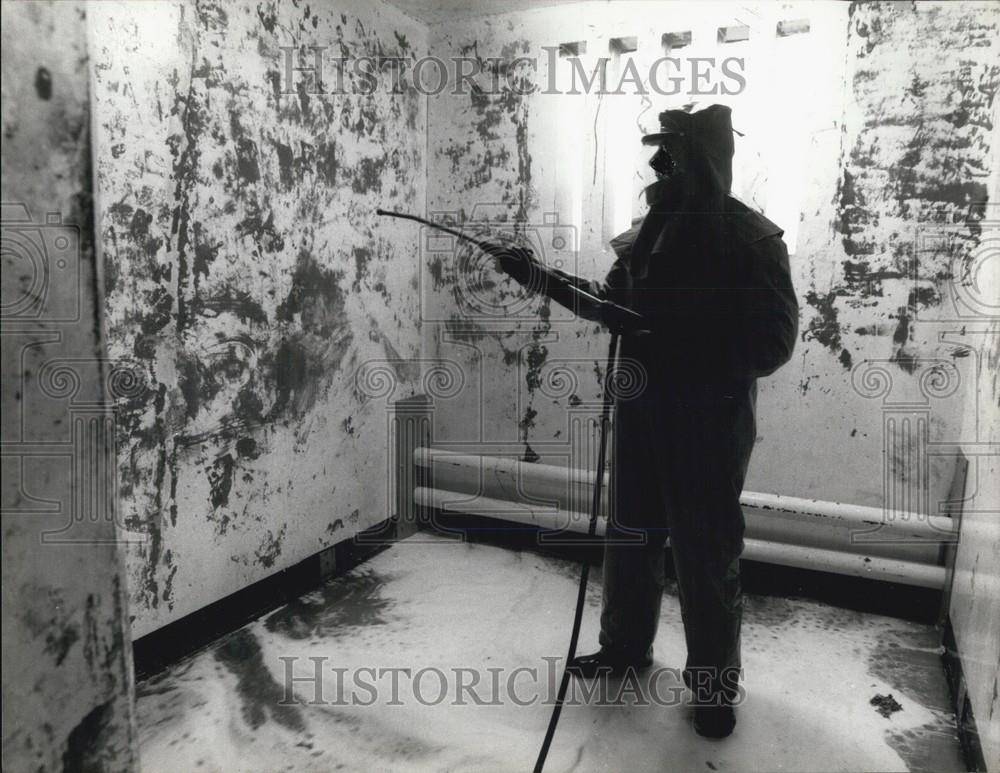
[
  {"left": 375, "top": 208, "right": 498, "bottom": 253},
  {"left": 375, "top": 208, "right": 627, "bottom": 767},
  {"left": 374, "top": 208, "right": 624, "bottom": 317},
  {"left": 533, "top": 332, "right": 619, "bottom": 773}
]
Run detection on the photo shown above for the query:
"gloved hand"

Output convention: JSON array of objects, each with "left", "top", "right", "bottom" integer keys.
[{"left": 490, "top": 243, "right": 539, "bottom": 288}]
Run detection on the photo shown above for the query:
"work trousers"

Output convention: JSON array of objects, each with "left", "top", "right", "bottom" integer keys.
[{"left": 598, "top": 387, "right": 755, "bottom": 690}]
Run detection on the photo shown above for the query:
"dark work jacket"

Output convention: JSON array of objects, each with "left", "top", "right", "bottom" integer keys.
[{"left": 546, "top": 195, "right": 799, "bottom": 402}]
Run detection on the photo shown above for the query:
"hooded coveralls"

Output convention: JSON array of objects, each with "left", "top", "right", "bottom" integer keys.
[{"left": 534, "top": 105, "right": 798, "bottom": 694}]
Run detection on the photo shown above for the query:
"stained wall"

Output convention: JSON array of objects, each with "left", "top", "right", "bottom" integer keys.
[
  {"left": 75, "top": 0, "right": 1000, "bottom": 652},
  {"left": 949, "top": 321, "right": 1000, "bottom": 769},
  {"left": 90, "top": 0, "right": 429, "bottom": 637},
  {"left": 1, "top": 1, "right": 138, "bottom": 769},
  {"left": 422, "top": 1, "right": 998, "bottom": 528}
]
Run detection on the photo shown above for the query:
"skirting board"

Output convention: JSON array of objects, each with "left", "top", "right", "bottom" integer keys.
[
  {"left": 132, "top": 519, "right": 398, "bottom": 681},
  {"left": 942, "top": 619, "right": 990, "bottom": 773},
  {"left": 422, "top": 509, "right": 944, "bottom": 624}
]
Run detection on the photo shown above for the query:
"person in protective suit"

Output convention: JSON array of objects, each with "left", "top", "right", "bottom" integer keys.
[{"left": 493, "top": 104, "right": 798, "bottom": 738}]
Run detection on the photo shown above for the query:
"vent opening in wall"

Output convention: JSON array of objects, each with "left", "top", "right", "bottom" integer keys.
[
  {"left": 558, "top": 40, "right": 586, "bottom": 57},
  {"left": 609, "top": 36, "right": 638, "bottom": 55},
  {"left": 777, "top": 19, "right": 811, "bottom": 37},
  {"left": 718, "top": 24, "right": 750, "bottom": 44},
  {"left": 661, "top": 30, "right": 693, "bottom": 49}
]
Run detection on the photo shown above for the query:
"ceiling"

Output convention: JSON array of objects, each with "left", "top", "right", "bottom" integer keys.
[{"left": 385, "top": 0, "right": 592, "bottom": 25}]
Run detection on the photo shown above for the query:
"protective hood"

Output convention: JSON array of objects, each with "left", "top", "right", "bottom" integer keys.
[
  {"left": 642, "top": 103, "right": 735, "bottom": 196},
  {"left": 611, "top": 104, "right": 737, "bottom": 278}
]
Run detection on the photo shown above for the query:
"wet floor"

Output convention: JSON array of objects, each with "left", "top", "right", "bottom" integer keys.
[{"left": 136, "top": 534, "right": 965, "bottom": 772}]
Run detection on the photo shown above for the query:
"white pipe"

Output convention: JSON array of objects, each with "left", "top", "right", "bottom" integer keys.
[
  {"left": 414, "top": 485, "right": 604, "bottom": 535},
  {"left": 739, "top": 490, "right": 955, "bottom": 538},
  {"left": 413, "top": 487, "right": 946, "bottom": 590},
  {"left": 413, "top": 448, "right": 956, "bottom": 539},
  {"left": 414, "top": 447, "right": 607, "bottom": 493},
  {"left": 740, "top": 538, "right": 946, "bottom": 589}
]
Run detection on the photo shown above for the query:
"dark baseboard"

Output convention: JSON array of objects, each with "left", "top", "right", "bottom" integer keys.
[
  {"left": 425, "top": 510, "right": 943, "bottom": 624},
  {"left": 132, "top": 518, "right": 398, "bottom": 682},
  {"left": 737, "top": 554, "right": 942, "bottom": 625},
  {"left": 942, "top": 619, "right": 989, "bottom": 773},
  {"left": 132, "top": 508, "right": 947, "bottom": 678}
]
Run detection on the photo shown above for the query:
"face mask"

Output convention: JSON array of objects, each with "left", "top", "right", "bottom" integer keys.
[
  {"left": 643, "top": 175, "right": 685, "bottom": 208},
  {"left": 649, "top": 146, "right": 675, "bottom": 178}
]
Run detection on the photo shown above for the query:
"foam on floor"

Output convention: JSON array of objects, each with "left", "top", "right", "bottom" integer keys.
[{"left": 136, "top": 533, "right": 963, "bottom": 772}]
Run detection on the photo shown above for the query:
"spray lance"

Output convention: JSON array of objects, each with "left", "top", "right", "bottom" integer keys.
[
  {"left": 375, "top": 209, "right": 648, "bottom": 335},
  {"left": 376, "top": 208, "right": 647, "bottom": 772}
]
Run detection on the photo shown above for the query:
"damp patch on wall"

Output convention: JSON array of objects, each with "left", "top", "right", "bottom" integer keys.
[{"left": 92, "top": 0, "right": 428, "bottom": 637}]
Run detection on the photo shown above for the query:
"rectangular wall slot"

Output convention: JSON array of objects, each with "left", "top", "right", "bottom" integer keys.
[
  {"left": 776, "top": 19, "right": 811, "bottom": 37},
  {"left": 718, "top": 24, "right": 750, "bottom": 44},
  {"left": 610, "top": 36, "right": 638, "bottom": 54},
  {"left": 661, "top": 31, "right": 692, "bottom": 49},
  {"left": 558, "top": 40, "right": 586, "bottom": 57}
]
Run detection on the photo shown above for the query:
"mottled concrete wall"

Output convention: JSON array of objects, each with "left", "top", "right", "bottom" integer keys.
[
  {"left": 948, "top": 91, "right": 1000, "bottom": 765},
  {"left": 90, "top": 0, "right": 428, "bottom": 637},
  {"left": 1, "top": 1, "right": 138, "bottom": 770},
  {"left": 793, "top": 0, "right": 998, "bottom": 508},
  {"left": 424, "top": 1, "right": 998, "bottom": 522},
  {"left": 950, "top": 321, "right": 1000, "bottom": 768}
]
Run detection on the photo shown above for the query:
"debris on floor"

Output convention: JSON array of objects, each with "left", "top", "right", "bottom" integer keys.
[{"left": 871, "top": 693, "right": 904, "bottom": 719}]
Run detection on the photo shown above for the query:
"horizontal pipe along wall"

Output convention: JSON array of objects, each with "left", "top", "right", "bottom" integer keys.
[{"left": 420, "top": 1, "right": 998, "bottom": 573}]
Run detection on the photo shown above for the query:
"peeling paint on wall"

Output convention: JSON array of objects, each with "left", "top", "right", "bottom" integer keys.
[
  {"left": 2, "top": 2, "right": 137, "bottom": 769},
  {"left": 424, "top": 2, "right": 997, "bottom": 514},
  {"left": 949, "top": 324, "right": 1000, "bottom": 767},
  {"left": 92, "top": 0, "right": 428, "bottom": 637},
  {"left": 816, "top": 2, "right": 1000, "bottom": 373}
]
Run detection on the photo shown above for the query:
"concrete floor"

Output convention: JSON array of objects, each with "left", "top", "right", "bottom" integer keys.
[{"left": 136, "top": 534, "right": 965, "bottom": 772}]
